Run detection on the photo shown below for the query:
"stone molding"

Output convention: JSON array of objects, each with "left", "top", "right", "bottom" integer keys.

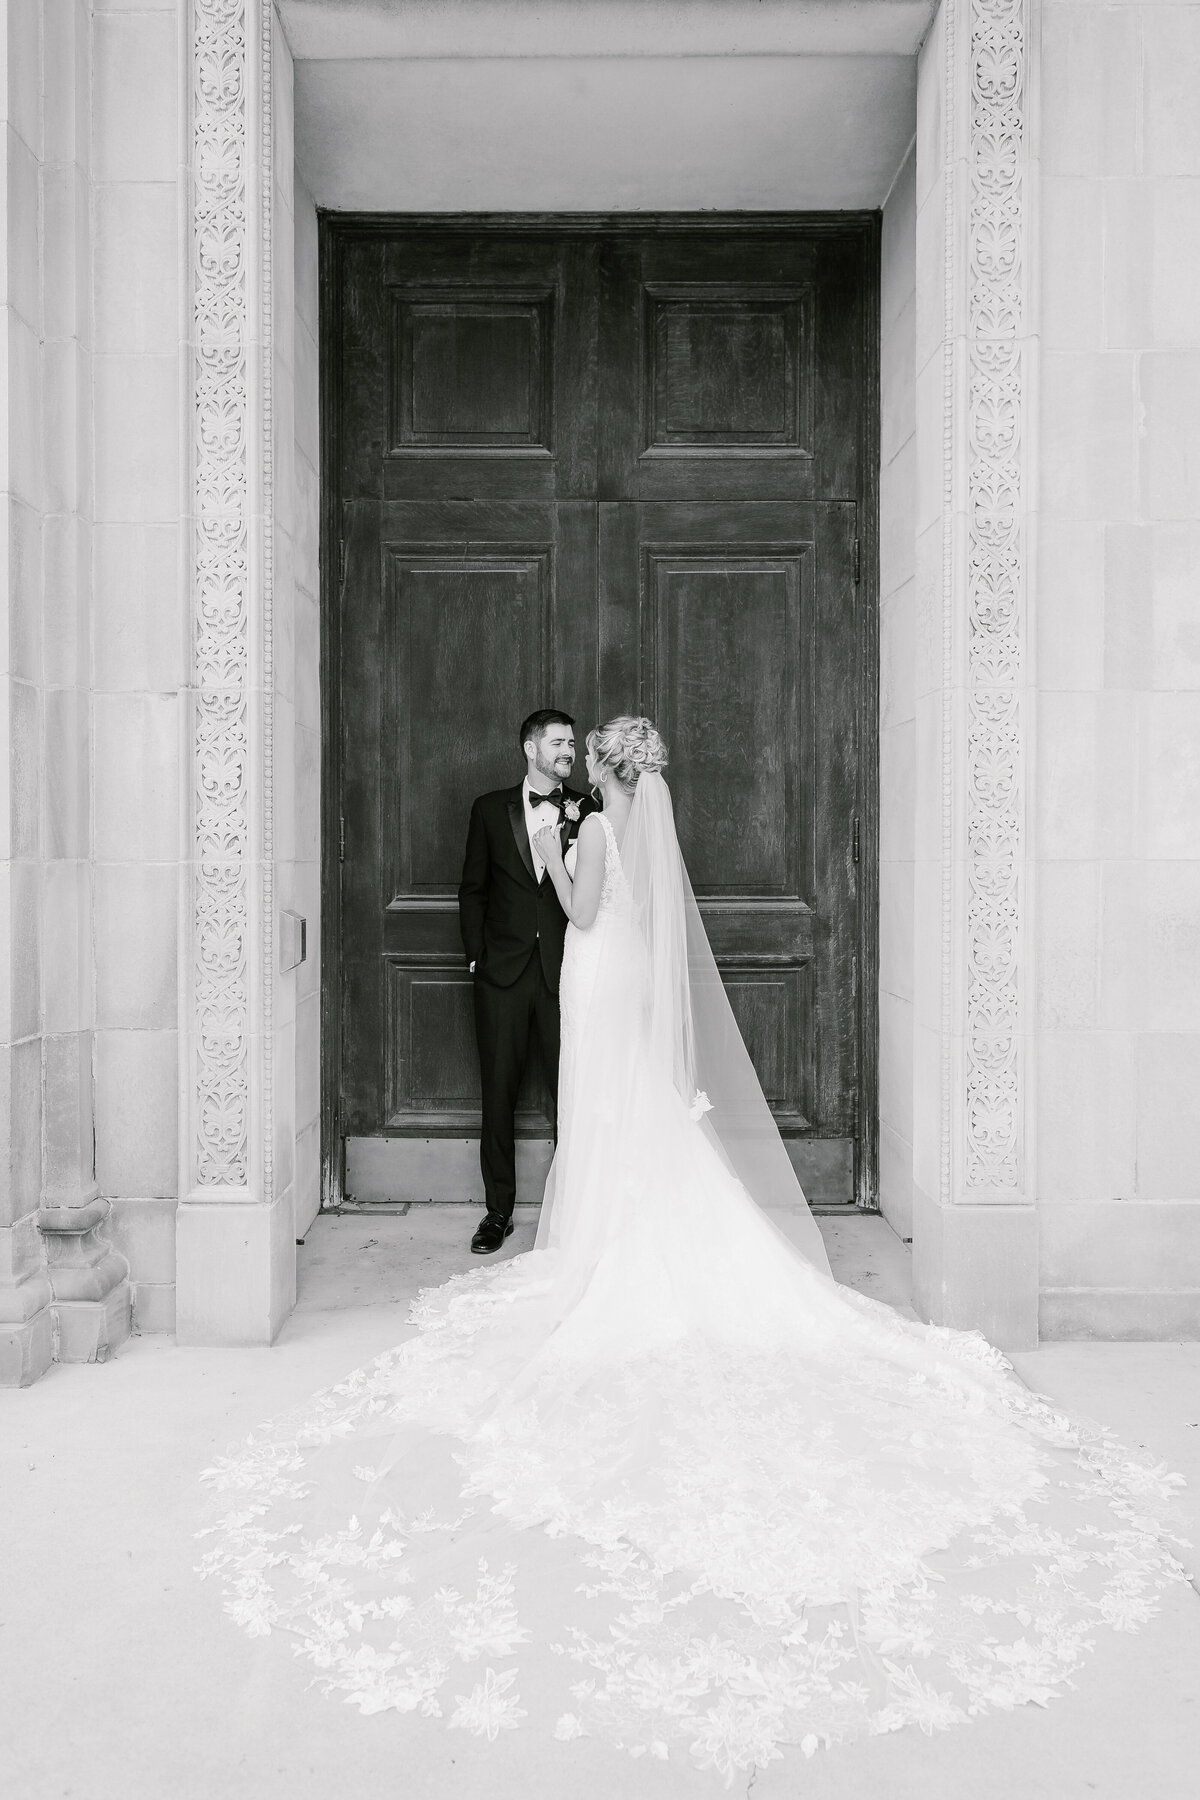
[
  {"left": 260, "top": 0, "right": 276, "bottom": 1208},
  {"left": 188, "top": 0, "right": 273, "bottom": 1198},
  {"left": 192, "top": 0, "right": 252, "bottom": 1189},
  {"left": 939, "top": 0, "right": 1032, "bottom": 1205},
  {"left": 963, "top": 0, "right": 1028, "bottom": 1195}
]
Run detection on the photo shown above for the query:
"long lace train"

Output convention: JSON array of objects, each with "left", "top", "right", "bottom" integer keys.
[
  {"left": 197, "top": 808, "right": 1186, "bottom": 1781},
  {"left": 197, "top": 1249, "right": 1185, "bottom": 1781}
]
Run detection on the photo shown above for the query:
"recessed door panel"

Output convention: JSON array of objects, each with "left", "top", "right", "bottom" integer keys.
[
  {"left": 384, "top": 543, "right": 552, "bottom": 895},
  {"left": 602, "top": 497, "right": 857, "bottom": 1141},
  {"left": 392, "top": 291, "right": 554, "bottom": 451},
  {"left": 646, "top": 285, "right": 813, "bottom": 453},
  {"left": 643, "top": 548, "right": 804, "bottom": 894}
]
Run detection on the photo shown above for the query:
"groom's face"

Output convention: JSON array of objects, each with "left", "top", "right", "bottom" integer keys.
[{"left": 527, "top": 725, "right": 575, "bottom": 784}]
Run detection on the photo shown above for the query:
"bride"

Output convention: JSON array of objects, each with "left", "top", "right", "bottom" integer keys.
[{"left": 199, "top": 717, "right": 1184, "bottom": 1782}]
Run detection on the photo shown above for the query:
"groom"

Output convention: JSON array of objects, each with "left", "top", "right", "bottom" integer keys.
[{"left": 458, "top": 709, "right": 599, "bottom": 1253}]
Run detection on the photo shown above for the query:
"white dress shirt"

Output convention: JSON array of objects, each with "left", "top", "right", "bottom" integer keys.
[{"left": 523, "top": 777, "right": 562, "bottom": 882}]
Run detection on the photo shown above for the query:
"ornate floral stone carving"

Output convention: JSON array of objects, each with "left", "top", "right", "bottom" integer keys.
[
  {"left": 192, "top": 0, "right": 253, "bottom": 1187},
  {"left": 259, "top": 0, "right": 276, "bottom": 1207},
  {"left": 963, "top": 0, "right": 1027, "bottom": 1191}
]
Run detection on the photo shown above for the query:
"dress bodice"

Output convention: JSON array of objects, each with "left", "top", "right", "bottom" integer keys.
[{"left": 594, "top": 811, "right": 631, "bottom": 922}]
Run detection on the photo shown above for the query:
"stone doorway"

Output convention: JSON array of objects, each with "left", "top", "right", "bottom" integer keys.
[{"left": 169, "top": 0, "right": 1041, "bottom": 1356}]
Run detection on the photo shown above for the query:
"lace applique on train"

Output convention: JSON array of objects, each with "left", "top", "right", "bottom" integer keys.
[{"left": 198, "top": 1266, "right": 1187, "bottom": 1779}]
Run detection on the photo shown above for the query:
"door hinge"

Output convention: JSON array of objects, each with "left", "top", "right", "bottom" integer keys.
[
  {"left": 338, "top": 538, "right": 348, "bottom": 588},
  {"left": 852, "top": 815, "right": 860, "bottom": 864},
  {"left": 852, "top": 537, "right": 861, "bottom": 585},
  {"left": 339, "top": 815, "right": 346, "bottom": 863}
]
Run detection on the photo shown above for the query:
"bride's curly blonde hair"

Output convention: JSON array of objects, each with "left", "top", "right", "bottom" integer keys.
[{"left": 587, "top": 716, "right": 669, "bottom": 794}]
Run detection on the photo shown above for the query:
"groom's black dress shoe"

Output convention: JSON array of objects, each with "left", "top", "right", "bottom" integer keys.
[{"left": 471, "top": 1211, "right": 515, "bottom": 1254}]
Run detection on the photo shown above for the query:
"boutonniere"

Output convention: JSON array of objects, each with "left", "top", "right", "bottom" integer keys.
[{"left": 562, "top": 798, "right": 581, "bottom": 822}]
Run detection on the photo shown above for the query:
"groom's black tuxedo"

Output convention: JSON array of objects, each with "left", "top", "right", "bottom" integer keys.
[
  {"left": 458, "top": 782, "right": 599, "bottom": 1219},
  {"left": 458, "top": 783, "right": 595, "bottom": 990}
]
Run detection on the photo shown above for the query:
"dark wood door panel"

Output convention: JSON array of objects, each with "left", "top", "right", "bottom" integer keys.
[
  {"left": 600, "top": 498, "right": 858, "bottom": 1141},
  {"left": 329, "top": 219, "right": 876, "bottom": 1204},
  {"left": 598, "top": 231, "right": 865, "bottom": 503},
  {"left": 724, "top": 967, "right": 814, "bottom": 1127},
  {"left": 387, "top": 541, "right": 550, "bottom": 892},
  {"left": 645, "top": 283, "right": 815, "bottom": 454},
  {"left": 393, "top": 291, "right": 554, "bottom": 450},
  {"left": 338, "top": 498, "right": 385, "bottom": 1139},
  {"left": 374, "top": 233, "right": 599, "bottom": 500},
  {"left": 384, "top": 966, "right": 552, "bottom": 1134},
  {"left": 380, "top": 505, "right": 597, "bottom": 901},
  {"left": 640, "top": 543, "right": 808, "bottom": 897},
  {"left": 367, "top": 498, "right": 594, "bottom": 1137},
  {"left": 337, "top": 543, "right": 597, "bottom": 1134}
]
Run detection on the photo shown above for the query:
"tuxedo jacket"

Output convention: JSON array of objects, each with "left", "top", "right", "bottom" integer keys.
[{"left": 458, "top": 783, "right": 599, "bottom": 991}]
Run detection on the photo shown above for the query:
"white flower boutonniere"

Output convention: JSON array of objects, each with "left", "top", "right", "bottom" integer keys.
[
  {"left": 562, "top": 798, "right": 581, "bottom": 822},
  {"left": 688, "top": 1091, "right": 713, "bottom": 1121}
]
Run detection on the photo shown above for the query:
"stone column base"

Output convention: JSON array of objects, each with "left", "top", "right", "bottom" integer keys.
[
  {"left": 0, "top": 1279, "right": 55, "bottom": 1386},
  {"left": 1, "top": 1213, "right": 56, "bottom": 1385},
  {"left": 39, "top": 1200, "right": 133, "bottom": 1363},
  {"left": 175, "top": 1192, "right": 296, "bottom": 1346},
  {"left": 911, "top": 1187, "right": 1039, "bottom": 1352}
]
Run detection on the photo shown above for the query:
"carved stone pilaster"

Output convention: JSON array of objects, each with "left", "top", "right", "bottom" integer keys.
[
  {"left": 190, "top": 0, "right": 254, "bottom": 1193},
  {"left": 913, "top": 0, "right": 1037, "bottom": 1349},
  {"left": 179, "top": 0, "right": 287, "bottom": 1343},
  {"left": 961, "top": 0, "right": 1029, "bottom": 1200}
]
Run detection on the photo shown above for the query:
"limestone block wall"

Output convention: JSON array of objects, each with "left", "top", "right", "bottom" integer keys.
[
  {"left": 1, "top": 0, "right": 57, "bottom": 1382},
  {"left": 1034, "top": 0, "right": 1200, "bottom": 1336},
  {"left": 6, "top": 0, "right": 320, "bottom": 1349},
  {"left": 1, "top": 0, "right": 135, "bottom": 1383},
  {"left": 93, "top": 0, "right": 184, "bottom": 1334},
  {"left": 878, "top": 140, "right": 917, "bottom": 1243}
]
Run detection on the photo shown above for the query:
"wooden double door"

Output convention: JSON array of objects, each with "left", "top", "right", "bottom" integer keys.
[{"left": 326, "top": 219, "right": 877, "bottom": 1208}]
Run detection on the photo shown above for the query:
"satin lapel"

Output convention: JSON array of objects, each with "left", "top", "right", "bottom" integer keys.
[{"left": 507, "top": 791, "right": 537, "bottom": 884}]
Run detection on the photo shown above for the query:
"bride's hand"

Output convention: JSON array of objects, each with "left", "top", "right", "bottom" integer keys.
[{"left": 533, "top": 824, "right": 563, "bottom": 865}]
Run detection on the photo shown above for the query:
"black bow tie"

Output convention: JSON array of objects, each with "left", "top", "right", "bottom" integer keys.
[{"left": 529, "top": 787, "right": 565, "bottom": 809}]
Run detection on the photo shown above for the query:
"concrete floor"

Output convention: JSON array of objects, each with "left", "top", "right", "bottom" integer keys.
[{"left": 3, "top": 1208, "right": 1199, "bottom": 1800}]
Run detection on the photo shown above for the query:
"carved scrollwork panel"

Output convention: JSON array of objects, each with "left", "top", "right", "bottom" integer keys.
[
  {"left": 964, "top": 0, "right": 1027, "bottom": 1191},
  {"left": 192, "top": 0, "right": 252, "bottom": 1188}
]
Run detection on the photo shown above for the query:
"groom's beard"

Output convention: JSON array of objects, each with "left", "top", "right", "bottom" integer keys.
[{"left": 534, "top": 749, "right": 574, "bottom": 784}]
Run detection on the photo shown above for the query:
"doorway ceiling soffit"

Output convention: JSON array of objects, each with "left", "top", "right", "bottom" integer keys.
[
  {"left": 294, "top": 52, "right": 919, "bottom": 210},
  {"left": 279, "top": 0, "right": 938, "bottom": 62}
]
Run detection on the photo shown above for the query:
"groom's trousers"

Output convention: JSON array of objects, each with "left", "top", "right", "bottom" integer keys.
[{"left": 473, "top": 949, "right": 560, "bottom": 1220}]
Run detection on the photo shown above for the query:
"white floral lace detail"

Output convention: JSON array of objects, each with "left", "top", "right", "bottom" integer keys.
[
  {"left": 197, "top": 1255, "right": 1187, "bottom": 1782},
  {"left": 593, "top": 810, "right": 629, "bottom": 916}
]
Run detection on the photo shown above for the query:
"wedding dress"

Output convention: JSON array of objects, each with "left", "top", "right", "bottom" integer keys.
[{"left": 199, "top": 777, "right": 1184, "bottom": 1782}]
